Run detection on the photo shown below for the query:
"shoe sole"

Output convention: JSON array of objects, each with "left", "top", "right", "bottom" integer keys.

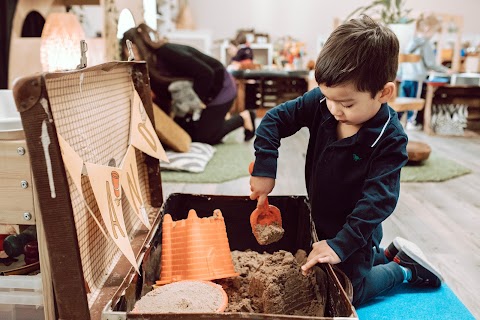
[
  {"left": 393, "top": 236, "right": 413, "bottom": 253},
  {"left": 386, "top": 236, "right": 413, "bottom": 258},
  {"left": 400, "top": 240, "right": 444, "bottom": 283}
]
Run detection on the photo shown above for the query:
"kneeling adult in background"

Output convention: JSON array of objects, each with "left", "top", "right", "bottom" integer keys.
[{"left": 121, "top": 24, "right": 256, "bottom": 144}]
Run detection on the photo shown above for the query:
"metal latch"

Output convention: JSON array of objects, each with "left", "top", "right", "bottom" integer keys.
[
  {"left": 126, "top": 40, "right": 135, "bottom": 61},
  {"left": 77, "top": 40, "right": 88, "bottom": 69}
]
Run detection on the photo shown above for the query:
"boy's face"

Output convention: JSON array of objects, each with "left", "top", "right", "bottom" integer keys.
[{"left": 319, "top": 82, "right": 383, "bottom": 126}]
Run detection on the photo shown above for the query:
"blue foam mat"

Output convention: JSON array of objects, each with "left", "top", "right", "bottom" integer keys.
[{"left": 356, "top": 284, "right": 475, "bottom": 320}]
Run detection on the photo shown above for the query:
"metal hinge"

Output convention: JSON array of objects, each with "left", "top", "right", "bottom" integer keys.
[{"left": 101, "top": 300, "right": 126, "bottom": 320}]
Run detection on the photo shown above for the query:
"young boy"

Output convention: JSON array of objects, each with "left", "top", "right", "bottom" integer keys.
[{"left": 249, "top": 16, "right": 443, "bottom": 307}]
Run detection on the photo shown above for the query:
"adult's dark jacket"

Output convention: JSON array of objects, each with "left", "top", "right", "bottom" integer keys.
[
  {"left": 123, "top": 25, "right": 225, "bottom": 114},
  {"left": 149, "top": 43, "right": 225, "bottom": 110}
]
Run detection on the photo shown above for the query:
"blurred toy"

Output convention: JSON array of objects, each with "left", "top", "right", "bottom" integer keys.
[
  {"left": 274, "top": 36, "right": 307, "bottom": 70},
  {"left": 3, "top": 226, "right": 37, "bottom": 258},
  {"left": 24, "top": 241, "right": 39, "bottom": 265},
  {"left": 227, "top": 33, "right": 256, "bottom": 71}
]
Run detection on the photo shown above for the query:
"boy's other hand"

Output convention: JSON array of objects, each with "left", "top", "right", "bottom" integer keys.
[
  {"left": 249, "top": 176, "right": 275, "bottom": 207},
  {"left": 301, "top": 240, "right": 341, "bottom": 275}
]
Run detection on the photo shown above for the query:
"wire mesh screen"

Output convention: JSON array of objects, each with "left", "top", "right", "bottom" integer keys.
[{"left": 45, "top": 65, "right": 153, "bottom": 306}]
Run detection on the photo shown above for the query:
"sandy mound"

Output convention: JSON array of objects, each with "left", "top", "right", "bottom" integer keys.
[
  {"left": 132, "top": 280, "right": 225, "bottom": 313},
  {"left": 217, "top": 250, "right": 326, "bottom": 316}
]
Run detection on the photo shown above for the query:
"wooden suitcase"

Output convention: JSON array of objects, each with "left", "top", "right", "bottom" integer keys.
[{"left": 12, "top": 61, "right": 357, "bottom": 320}]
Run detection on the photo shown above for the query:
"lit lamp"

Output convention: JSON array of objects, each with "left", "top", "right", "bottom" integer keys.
[{"left": 40, "top": 12, "right": 85, "bottom": 72}]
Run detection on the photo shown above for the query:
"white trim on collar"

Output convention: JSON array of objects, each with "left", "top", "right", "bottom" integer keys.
[
  {"left": 370, "top": 109, "right": 391, "bottom": 147},
  {"left": 321, "top": 96, "right": 390, "bottom": 147}
]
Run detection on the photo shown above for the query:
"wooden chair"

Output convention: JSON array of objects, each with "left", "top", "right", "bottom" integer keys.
[
  {"left": 390, "top": 54, "right": 432, "bottom": 163},
  {"left": 389, "top": 54, "right": 426, "bottom": 125}
]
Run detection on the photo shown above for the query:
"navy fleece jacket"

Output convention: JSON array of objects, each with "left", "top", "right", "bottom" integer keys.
[{"left": 252, "top": 87, "right": 408, "bottom": 266}]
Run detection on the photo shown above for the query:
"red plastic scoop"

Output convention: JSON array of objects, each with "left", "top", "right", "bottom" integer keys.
[{"left": 249, "top": 162, "right": 284, "bottom": 245}]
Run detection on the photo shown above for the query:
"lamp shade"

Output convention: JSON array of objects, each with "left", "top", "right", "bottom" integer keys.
[{"left": 40, "top": 12, "right": 85, "bottom": 72}]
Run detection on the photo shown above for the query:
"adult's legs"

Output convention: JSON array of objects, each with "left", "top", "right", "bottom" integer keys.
[
  {"left": 397, "top": 80, "right": 419, "bottom": 123},
  {"left": 186, "top": 98, "right": 244, "bottom": 144},
  {"left": 415, "top": 82, "right": 428, "bottom": 125},
  {"left": 399, "top": 80, "right": 418, "bottom": 98}
]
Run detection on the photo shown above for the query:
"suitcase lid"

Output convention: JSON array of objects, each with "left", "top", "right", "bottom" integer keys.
[{"left": 13, "top": 61, "right": 164, "bottom": 319}]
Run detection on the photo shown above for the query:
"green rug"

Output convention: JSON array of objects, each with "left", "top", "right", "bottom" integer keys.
[
  {"left": 161, "top": 141, "right": 254, "bottom": 183},
  {"left": 401, "top": 153, "right": 471, "bottom": 182},
  {"left": 161, "top": 142, "right": 471, "bottom": 184}
]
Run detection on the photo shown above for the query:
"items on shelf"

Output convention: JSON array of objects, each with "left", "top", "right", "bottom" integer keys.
[
  {"left": 3, "top": 226, "right": 37, "bottom": 259},
  {"left": 274, "top": 35, "right": 307, "bottom": 70}
]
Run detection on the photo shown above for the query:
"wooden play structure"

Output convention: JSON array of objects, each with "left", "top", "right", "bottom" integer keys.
[
  {"left": 3, "top": 1, "right": 147, "bottom": 319},
  {"left": 8, "top": 0, "right": 145, "bottom": 88}
]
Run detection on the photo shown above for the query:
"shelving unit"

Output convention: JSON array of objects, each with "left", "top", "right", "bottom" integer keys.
[
  {"left": 156, "top": 0, "right": 179, "bottom": 35},
  {"left": 0, "top": 131, "right": 54, "bottom": 320}
]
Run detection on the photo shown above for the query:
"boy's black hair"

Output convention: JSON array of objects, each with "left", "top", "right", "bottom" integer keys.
[{"left": 315, "top": 15, "right": 399, "bottom": 98}]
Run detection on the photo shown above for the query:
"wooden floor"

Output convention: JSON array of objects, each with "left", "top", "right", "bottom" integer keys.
[{"left": 163, "top": 126, "right": 480, "bottom": 318}]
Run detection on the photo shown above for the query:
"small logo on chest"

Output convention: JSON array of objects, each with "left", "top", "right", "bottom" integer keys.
[{"left": 353, "top": 153, "right": 362, "bottom": 162}]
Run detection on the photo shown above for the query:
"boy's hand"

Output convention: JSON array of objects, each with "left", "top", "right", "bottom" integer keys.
[
  {"left": 249, "top": 176, "right": 275, "bottom": 207},
  {"left": 301, "top": 240, "right": 341, "bottom": 275}
]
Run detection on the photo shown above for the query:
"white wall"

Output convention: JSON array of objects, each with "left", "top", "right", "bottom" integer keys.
[{"left": 189, "top": 0, "right": 480, "bottom": 63}]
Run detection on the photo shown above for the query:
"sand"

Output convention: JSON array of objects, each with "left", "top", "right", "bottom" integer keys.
[
  {"left": 216, "top": 250, "right": 326, "bottom": 316},
  {"left": 254, "top": 223, "right": 285, "bottom": 245},
  {"left": 134, "top": 250, "right": 327, "bottom": 316},
  {"left": 132, "top": 280, "right": 225, "bottom": 313}
]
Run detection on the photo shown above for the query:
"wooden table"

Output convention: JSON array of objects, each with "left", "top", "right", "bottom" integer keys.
[
  {"left": 389, "top": 96, "right": 425, "bottom": 127},
  {"left": 230, "top": 70, "right": 309, "bottom": 116}
]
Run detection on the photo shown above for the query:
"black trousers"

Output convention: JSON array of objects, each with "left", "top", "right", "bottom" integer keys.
[{"left": 175, "top": 98, "right": 244, "bottom": 145}]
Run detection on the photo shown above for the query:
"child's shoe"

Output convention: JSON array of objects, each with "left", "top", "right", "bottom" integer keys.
[
  {"left": 393, "top": 241, "right": 443, "bottom": 287},
  {"left": 384, "top": 236, "right": 414, "bottom": 261}
]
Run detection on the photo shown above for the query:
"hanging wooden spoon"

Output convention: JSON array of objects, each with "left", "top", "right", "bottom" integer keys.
[{"left": 249, "top": 162, "right": 284, "bottom": 245}]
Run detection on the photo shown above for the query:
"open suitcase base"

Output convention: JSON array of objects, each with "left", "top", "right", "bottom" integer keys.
[{"left": 105, "top": 194, "right": 357, "bottom": 319}]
